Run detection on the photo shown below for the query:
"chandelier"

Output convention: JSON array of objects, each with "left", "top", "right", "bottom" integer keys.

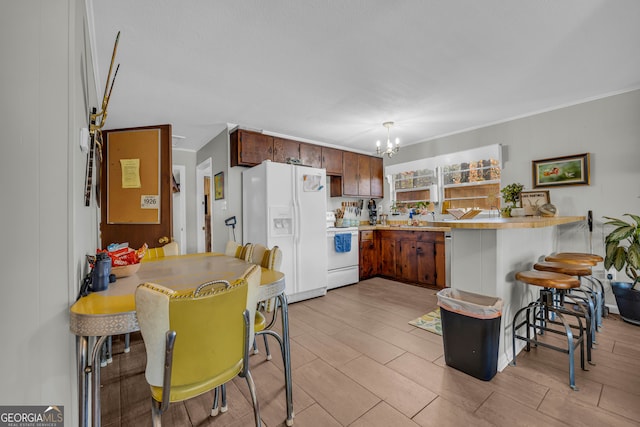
[{"left": 376, "top": 121, "right": 399, "bottom": 157}]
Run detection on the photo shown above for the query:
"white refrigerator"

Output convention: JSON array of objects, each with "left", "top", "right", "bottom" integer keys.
[{"left": 242, "top": 161, "right": 328, "bottom": 302}]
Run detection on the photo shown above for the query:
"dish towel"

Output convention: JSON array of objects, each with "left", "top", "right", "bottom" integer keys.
[{"left": 334, "top": 234, "right": 351, "bottom": 253}]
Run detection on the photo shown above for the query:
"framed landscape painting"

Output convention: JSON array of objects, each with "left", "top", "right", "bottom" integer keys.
[{"left": 532, "top": 153, "right": 590, "bottom": 188}]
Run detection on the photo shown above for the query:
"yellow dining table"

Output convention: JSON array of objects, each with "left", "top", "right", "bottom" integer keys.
[{"left": 69, "top": 252, "right": 288, "bottom": 427}]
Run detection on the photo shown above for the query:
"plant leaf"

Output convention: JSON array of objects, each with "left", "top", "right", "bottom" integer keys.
[
  {"left": 605, "top": 241, "right": 620, "bottom": 270},
  {"left": 624, "top": 213, "right": 640, "bottom": 227},
  {"left": 628, "top": 242, "right": 640, "bottom": 270},
  {"left": 613, "top": 247, "right": 627, "bottom": 271},
  {"left": 603, "top": 216, "right": 630, "bottom": 227},
  {"left": 606, "top": 225, "right": 634, "bottom": 243}
]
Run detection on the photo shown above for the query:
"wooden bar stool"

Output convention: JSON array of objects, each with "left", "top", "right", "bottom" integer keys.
[
  {"left": 512, "top": 270, "right": 586, "bottom": 390},
  {"left": 545, "top": 252, "right": 603, "bottom": 265},
  {"left": 545, "top": 252, "right": 606, "bottom": 327},
  {"left": 534, "top": 261, "right": 597, "bottom": 364}
]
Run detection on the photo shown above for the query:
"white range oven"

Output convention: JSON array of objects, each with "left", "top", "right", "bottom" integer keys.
[{"left": 326, "top": 226, "right": 359, "bottom": 289}]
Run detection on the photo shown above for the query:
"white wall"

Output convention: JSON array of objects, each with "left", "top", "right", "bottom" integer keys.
[{"left": 0, "top": 1, "right": 97, "bottom": 425}]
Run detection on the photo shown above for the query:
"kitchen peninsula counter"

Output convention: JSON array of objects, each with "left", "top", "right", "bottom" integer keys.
[
  {"left": 423, "top": 215, "right": 584, "bottom": 229},
  {"left": 358, "top": 215, "right": 583, "bottom": 231},
  {"left": 436, "top": 215, "right": 585, "bottom": 372}
]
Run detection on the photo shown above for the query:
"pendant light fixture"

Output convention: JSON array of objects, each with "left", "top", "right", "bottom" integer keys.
[{"left": 376, "top": 121, "right": 400, "bottom": 157}]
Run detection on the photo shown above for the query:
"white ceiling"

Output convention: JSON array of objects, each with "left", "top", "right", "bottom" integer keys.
[{"left": 89, "top": 1, "right": 640, "bottom": 153}]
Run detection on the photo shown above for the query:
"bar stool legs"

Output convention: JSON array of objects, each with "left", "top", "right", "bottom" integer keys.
[
  {"left": 511, "top": 270, "right": 585, "bottom": 390},
  {"left": 512, "top": 289, "right": 586, "bottom": 390}
]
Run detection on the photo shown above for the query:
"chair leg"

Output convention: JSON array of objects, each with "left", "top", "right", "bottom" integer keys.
[
  {"left": 263, "top": 334, "right": 272, "bottom": 360},
  {"left": 152, "top": 399, "right": 163, "bottom": 427},
  {"left": 243, "top": 370, "right": 261, "bottom": 427},
  {"left": 124, "top": 333, "right": 131, "bottom": 353},
  {"left": 221, "top": 383, "right": 228, "bottom": 413},
  {"left": 211, "top": 386, "right": 220, "bottom": 416},
  {"left": 253, "top": 338, "right": 259, "bottom": 355}
]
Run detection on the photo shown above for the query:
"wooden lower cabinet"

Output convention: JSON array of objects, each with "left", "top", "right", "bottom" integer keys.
[
  {"left": 378, "top": 234, "right": 397, "bottom": 277},
  {"left": 359, "top": 230, "right": 378, "bottom": 279},
  {"left": 363, "top": 229, "right": 445, "bottom": 288}
]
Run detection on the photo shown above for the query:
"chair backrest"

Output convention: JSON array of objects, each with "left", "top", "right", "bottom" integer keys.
[
  {"left": 261, "top": 246, "right": 282, "bottom": 271},
  {"left": 224, "top": 241, "right": 254, "bottom": 262},
  {"left": 224, "top": 240, "right": 241, "bottom": 257},
  {"left": 163, "top": 242, "right": 179, "bottom": 256},
  {"left": 238, "top": 243, "right": 254, "bottom": 262},
  {"left": 240, "top": 264, "right": 262, "bottom": 348},
  {"left": 142, "top": 242, "right": 180, "bottom": 263},
  {"left": 135, "top": 278, "right": 249, "bottom": 395},
  {"left": 259, "top": 246, "right": 281, "bottom": 312},
  {"left": 251, "top": 244, "right": 268, "bottom": 266}
]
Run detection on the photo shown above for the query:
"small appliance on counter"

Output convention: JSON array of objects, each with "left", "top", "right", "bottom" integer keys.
[{"left": 367, "top": 199, "right": 377, "bottom": 225}]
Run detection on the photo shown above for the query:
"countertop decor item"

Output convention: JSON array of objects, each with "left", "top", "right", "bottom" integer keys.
[
  {"left": 500, "top": 182, "right": 524, "bottom": 217},
  {"left": 112, "top": 263, "right": 141, "bottom": 278},
  {"left": 538, "top": 203, "right": 558, "bottom": 217},
  {"left": 448, "top": 208, "right": 482, "bottom": 220},
  {"left": 520, "top": 190, "right": 550, "bottom": 216},
  {"left": 604, "top": 213, "right": 640, "bottom": 325}
]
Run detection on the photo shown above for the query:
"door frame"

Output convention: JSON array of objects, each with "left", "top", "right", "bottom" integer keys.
[
  {"left": 196, "top": 158, "right": 212, "bottom": 253},
  {"left": 172, "top": 165, "right": 187, "bottom": 254}
]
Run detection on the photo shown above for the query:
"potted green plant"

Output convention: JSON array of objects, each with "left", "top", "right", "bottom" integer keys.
[
  {"left": 500, "top": 182, "right": 524, "bottom": 217},
  {"left": 604, "top": 214, "right": 640, "bottom": 326}
]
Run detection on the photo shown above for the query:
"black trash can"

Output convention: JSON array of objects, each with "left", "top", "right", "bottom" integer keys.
[{"left": 436, "top": 288, "right": 503, "bottom": 381}]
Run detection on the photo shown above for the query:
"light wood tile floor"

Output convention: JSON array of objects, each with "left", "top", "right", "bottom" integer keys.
[{"left": 101, "top": 277, "right": 640, "bottom": 426}]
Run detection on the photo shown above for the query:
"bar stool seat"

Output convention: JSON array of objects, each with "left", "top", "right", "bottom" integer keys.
[
  {"left": 534, "top": 261, "right": 592, "bottom": 276},
  {"left": 515, "top": 270, "right": 580, "bottom": 289},
  {"left": 545, "top": 252, "right": 603, "bottom": 265},
  {"left": 545, "top": 252, "right": 606, "bottom": 327},
  {"left": 512, "top": 270, "right": 586, "bottom": 390}
]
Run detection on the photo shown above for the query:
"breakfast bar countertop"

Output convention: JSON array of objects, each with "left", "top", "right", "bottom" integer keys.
[
  {"left": 357, "top": 224, "right": 451, "bottom": 232},
  {"left": 358, "top": 216, "right": 584, "bottom": 232}
]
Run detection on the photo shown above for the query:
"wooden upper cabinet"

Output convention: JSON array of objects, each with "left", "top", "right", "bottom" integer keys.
[
  {"left": 370, "top": 157, "right": 383, "bottom": 198},
  {"left": 273, "top": 137, "right": 300, "bottom": 163},
  {"left": 321, "top": 147, "right": 343, "bottom": 175},
  {"left": 230, "top": 129, "right": 273, "bottom": 167},
  {"left": 300, "top": 143, "right": 322, "bottom": 168},
  {"left": 342, "top": 151, "right": 360, "bottom": 196},
  {"left": 343, "top": 152, "right": 383, "bottom": 197},
  {"left": 230, "top": 129, "right": 383, "bottom": 197},
  {"left": 357, "top": 155, "right": 372, "bottom": 196}
]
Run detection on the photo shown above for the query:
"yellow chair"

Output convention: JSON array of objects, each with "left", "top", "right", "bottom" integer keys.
[
  {"left": 251, "top": 243, "right": 268, "bottom": 267},
  {"left": 225, "top": 241, "right": 254, "bottom": 262},
  {"left": 211, "top": 264, "right": 262, "bottom": 416},
  {"left": 213, "top": 247, "right": 293, "bottom": 425},
  {"left": 257, "top": 246, "right": 294, "bottom": 426},
  {"left": 255, "top": 246, "right": 283, "bottom": 358},
  {"left": 135, "top": 276, "right": 261, "bottom": 427},
  {"left": 113, "top": 242, "right": 178, "bottom": 358},
  {"left": 225, "top": 240, "right": 241, "bottom": 257},
  {"left": 141, "top": 242, "right": 180, "bottom": 263}
]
